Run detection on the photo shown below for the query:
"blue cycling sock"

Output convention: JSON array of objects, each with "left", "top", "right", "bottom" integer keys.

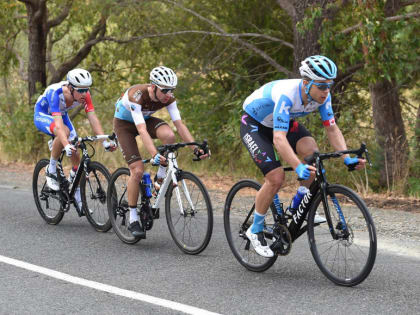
[{"left": 250, "top": 211, "right": 265, "bottom": 234}]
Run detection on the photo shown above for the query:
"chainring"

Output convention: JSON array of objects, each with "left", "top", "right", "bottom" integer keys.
[{"left": 270, "top": 224, "right": 292, "bottom": 256}]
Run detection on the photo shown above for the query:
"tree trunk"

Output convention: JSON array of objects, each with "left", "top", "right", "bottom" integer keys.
[
  {"left": 370, "top": 79, "right": 408, "bottom": 188},
  {"left": 24, "top": 0, "right": 48, "bottom": 102}
]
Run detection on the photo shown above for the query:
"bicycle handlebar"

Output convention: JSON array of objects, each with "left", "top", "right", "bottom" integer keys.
[
  {"left": 142, "top": 140, "right": 209, "bottom": 165},
  {"left": 70, "top": 132, "right": 117, "bottom": 146},
  {"left": 304, "top": 142, "right": 372, "bottom": 168}
]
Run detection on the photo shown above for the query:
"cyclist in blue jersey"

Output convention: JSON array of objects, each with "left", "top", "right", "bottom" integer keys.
[
  {"left": 240, "top": 55, "right": 366, "bottom": 257},
  {"left": 34, "top": 68, "right": 117, "bottom": 215}
]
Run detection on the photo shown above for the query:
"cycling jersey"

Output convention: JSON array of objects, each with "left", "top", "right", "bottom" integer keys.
[
  {"left": 34, "top": 81, "right": 94, "bottom": 116},
  {"left": 114, "top": 84, "right": 181, "bottom": 125},
  {"left": 243, "top": 79, "right": 335, "bottom": 132},
  {"left": 34, "top": 81, "right": 94, "bottom": 138}
]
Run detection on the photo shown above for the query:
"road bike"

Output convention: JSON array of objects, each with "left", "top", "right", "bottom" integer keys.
[
  {"left": 107, "top": 141, "right": 213, "bottom": 255},
  {"left": 224, "top": 143, "right": 377, "bottom": 286},
  {"left": 33, "top": 134, "right": 115, "bottom": 232}
]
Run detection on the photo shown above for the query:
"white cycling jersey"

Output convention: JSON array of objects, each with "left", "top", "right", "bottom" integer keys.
[{"left": 243, "top": 79, "right": 335, "bottom": 132}]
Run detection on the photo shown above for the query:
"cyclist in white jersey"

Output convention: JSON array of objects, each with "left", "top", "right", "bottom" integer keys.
[
  {"left": 240, "top": 55, "right": 366, "bottom": 257},
  {"left": 34, "top": 68, "right": 116, "bottom": 214},
  {"left": 113, "top": 66, "right": 209, "bottom": 237}
]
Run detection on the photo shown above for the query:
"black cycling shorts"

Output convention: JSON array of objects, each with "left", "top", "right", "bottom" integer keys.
[{"left": 240, "top": 113, "right": 312, "bottom": 175}]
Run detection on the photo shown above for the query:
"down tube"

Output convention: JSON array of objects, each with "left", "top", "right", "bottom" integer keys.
[{"left": 287, "top": 182, "right": 319, "bottom": 241}]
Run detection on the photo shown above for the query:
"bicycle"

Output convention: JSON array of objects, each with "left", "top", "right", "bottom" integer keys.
[
  {"left": 107, "top": 140, "right": 213, "bottom": 255},
  {"left": 224, "top": 143, "right": 377, "bottom": 286},
  {"left": 33, "top": 134, "right": 115, "bottom": 232}
]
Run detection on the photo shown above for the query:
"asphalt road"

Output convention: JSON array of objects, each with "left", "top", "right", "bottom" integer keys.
[{"left": 0, "top": 185, "right": 419, "bottom": 315}]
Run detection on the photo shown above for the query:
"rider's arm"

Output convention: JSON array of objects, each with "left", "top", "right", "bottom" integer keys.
[
  {"left": 173, "top": 119, "right": 194, "bottom": 143},
  {"left": 86, "top": 112, "right": 105, "bottom": 136}
]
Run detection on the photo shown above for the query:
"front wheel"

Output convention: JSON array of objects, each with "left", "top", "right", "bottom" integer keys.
[
  {"left": 223, "top": 179, "right": 277, "bottom": 272},
  {"left": 165, "top": 171, "right": 213, "bottom": 255},
  {"left": 80, "top": 161, "right": 112, "bottom": 232},
  {"left": 307, "top": 184, "right": 377, "bottom": 286},
  {"left": 107, "top": 168, "right": 141, "bottom": 244},
  {"left": 32, "top": 159, "right": 65, "bottom": 225}
]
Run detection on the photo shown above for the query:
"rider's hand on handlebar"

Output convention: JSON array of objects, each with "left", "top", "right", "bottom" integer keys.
[
  {"left": 102, "top": 140, "right": 117, "bottom": 152},
  {"left": 152, "top": 153, "right": 167, "bottom": 165},
  {"left": 344, "top": 156, "right": 366, "bottom": 171},
  {"left": 64, "top": 144, "right": 76, "bottom": 157},
  {"left": 194, "top": 147, "right": 210, "bottom": 160},
  {"left": 295, "top": 163, "right": 316, "bottom": 180}
]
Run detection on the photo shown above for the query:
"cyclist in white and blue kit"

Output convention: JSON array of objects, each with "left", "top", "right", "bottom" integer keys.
[{"left": 240, "top": 55, "right": 366, "bottom": 257}]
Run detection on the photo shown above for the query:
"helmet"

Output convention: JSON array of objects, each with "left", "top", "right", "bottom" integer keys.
[
  {"left": 67, "top": 68, "right": 92, "bottom": 87},
  {"left": 149, "top": 66, "right": 177, "bottom": 88},
  {"left": 299, "top": 55, "right": 337, "bottom": 80}
]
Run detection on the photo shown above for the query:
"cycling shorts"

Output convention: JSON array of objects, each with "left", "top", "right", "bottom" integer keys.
[
  {"left": 240, "top": 113, "right": 312, "bottom": 175},
  {"left": 34, "top": 111, "right": 77, "bottom": 140},
  {"left": 113, "top": 117, "right": 169, "bottom": 165}
]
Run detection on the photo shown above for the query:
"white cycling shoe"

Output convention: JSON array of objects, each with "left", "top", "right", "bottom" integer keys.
[
  {"left": 45, "top": 166, "right": 59, "bottom": 191},
  {"left": 314, "top": 213, "right": 327, "bottom": 224},
  {"left": 246, "top": 228, "right": 274, "bottom": 258}
]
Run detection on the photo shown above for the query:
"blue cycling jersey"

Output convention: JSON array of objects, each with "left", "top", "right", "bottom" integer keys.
[{"left": 242, "top": 79, "right": 335, "bottom": 132}]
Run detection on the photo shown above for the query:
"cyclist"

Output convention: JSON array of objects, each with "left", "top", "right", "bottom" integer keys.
[
  {"left": 240, "top": 55, "right": 366, "bottom": 257},
  {"left": 34, "top": 68, "right": 117, "bottom": 215},
  {"left": 113, "top": 66, "right": 209, "bottom": 238}
]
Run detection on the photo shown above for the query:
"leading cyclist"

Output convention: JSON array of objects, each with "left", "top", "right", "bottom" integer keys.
[
  {"left": 113, "top": 66, "right": 209, "bottom": 238},
  {"left": 34, "top": 68, "right": 117, "bottom": 215},
  {"left": 240, "top": 55, "right": 366, "bottom": 257}
]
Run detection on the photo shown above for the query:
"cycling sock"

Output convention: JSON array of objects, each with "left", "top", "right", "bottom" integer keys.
[
  {"left": 48, "top": 158, "right": 57, "bottom": 174},
  {"left": 129, "top": 207, "right": 139, "bottom": 223},
  {"left": 250, "top": 210, "right": 265, "bottom": 234},
  {"left": 157, "top": 165, "right": 167, "bottom": 180}
]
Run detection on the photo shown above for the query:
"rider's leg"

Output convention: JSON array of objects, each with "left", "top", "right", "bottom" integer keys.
[
  {"left": 295, "top": 136, "right": 318, "bottom": 187},
  {"left": 152, "top": 120, "right": 173, "bottom": 187},
  {"left": 253, "top": 167, "right": 285, "bottom": 231},
  {"left": 295, "top": 136, "right": 326, "bottom": 223},
  {"left": 127, "top": 160, "right": 144, "bottom": 221}
]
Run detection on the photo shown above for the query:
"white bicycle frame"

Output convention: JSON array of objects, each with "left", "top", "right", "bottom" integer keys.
[{"left": 150, "top": 152, "right": 195, "bottom": 215}]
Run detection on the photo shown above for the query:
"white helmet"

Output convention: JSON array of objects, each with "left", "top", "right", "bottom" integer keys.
[
  {"left": 67, "top": 68, "right": 92, "bottom": 87},
  {"left": 149, "top": 66, "right": 177, "bottom": 88},
  {"left": 299, "top": 55, "right": 337, "bottom": 81}
]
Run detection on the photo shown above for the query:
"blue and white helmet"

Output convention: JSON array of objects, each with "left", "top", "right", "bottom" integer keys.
[
  {"left": 150, "top": 66, "right": 177, "bottom": 88},
  {"left": 299, "top": 55, "right": 337, "bottom": 80}
]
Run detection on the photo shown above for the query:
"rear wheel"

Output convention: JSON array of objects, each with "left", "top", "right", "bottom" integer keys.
[
  {"left": 32, "top": 159, "right": 64, "bottom": 225},
  {"left": 165, "top": 171, "right": 213, "bottom": 255},
  {"left": 308, "top": 184, "right": 377, "bottom": 286},
  {"left": 107, "top": 168, "right": 141, "bottom": 244},
  {"left": 81, "top": 161, "right": 112, "bottom": 232},
  {"left": 224, "top": 179, "right": 277, "bottom": 272}
]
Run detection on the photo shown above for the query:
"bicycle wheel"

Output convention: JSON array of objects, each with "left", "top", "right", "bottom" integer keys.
[
  {"left": 224, "top": 179, "right": 277, "bottom": 272},
  {"left": 307, "top": 184, "right": 377, "bottom": 286},
  {"left": 80, "top": 161, "right": 112, "bottom": 232},
  {"left": 165, "top": 171, "right": 213, "bottom": 255},
  {"left": 107, "top": 168, "right": 141, "bottom": 244},
  {"left": 32, "top": 159, "right": 65, "bottom": 225}
]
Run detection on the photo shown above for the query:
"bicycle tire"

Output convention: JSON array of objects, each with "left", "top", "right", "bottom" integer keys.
[
  {"left": 307, "top": 184, "right": 377, "bottom": 286},
  {"left": 107, "top": 167, "right": 141, "bottom": 244},
  {"left": 165, "top": 171, "right": 213, "bottom": 255},
  {"left": 80, "top": 161, "right": 112, "bottom": 232},
  {"left": 32, "top": 159, "right": 65, "bottom": 225},
  {"left": 223, "top": 179, "right": 277, "bottom": 272}
]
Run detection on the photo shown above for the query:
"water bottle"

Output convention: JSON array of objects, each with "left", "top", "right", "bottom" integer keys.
[
  {"left": 142, "top": 173, "right": 152, "bottom": 198},
  {"left": 290, "top": 186, "right": 309, "bottom": 213}
]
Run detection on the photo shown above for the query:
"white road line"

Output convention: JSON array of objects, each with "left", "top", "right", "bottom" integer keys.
[{"left": 0, "top": 254, "right": 221, "bottom": 315}]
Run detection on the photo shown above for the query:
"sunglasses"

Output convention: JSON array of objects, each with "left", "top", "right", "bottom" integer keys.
[
  {"left": 75, "top": 88, "right": 90, "bottom": 94},
  {"left": 157, "top": 86, "right": 175, "bottom": 95},
  {"left": 313, "top": 81, "right": 334, "bottom": 91}
]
